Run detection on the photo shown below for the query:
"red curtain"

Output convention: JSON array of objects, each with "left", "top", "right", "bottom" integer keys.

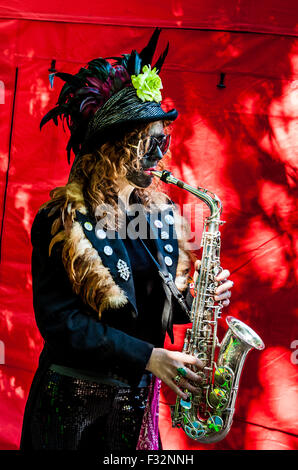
[{"left": 0, "top": 1, "right": 297, "bottom": 450}]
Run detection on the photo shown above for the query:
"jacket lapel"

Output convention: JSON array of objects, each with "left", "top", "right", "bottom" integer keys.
[
  {"left": 75, "top": 204, "right": 179, "bottom": 316},
  {"left": 75, "top": 210, "right": 138, "bottom": 314},
  {"left": 145, "top": 206, "right": 179, "bottom": 282}
]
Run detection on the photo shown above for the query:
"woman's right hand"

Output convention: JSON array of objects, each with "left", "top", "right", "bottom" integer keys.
[{"left": 145, "top": 348, "right": 204, "bottom": 399}]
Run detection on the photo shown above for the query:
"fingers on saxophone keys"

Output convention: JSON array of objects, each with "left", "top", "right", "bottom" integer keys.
[
  {"left": 194, "top": 259, "right": 201, "bottom": 271},
  {"left": 178, "top": 379, "right": 200, "bottom": 395},
  {"left": 214, "top": 280, "right": 234, "bottom": 296},
  {"left": 171, "top": 376, "right": 201, "bottom": 399},
  {"left": 173, "top": 384, "right": 189, "bottom": 400},
  {"left": 215, "top": 269, "right": 230, "bottom": 282},
  {"left": 183, "top": 367, "right": 203, "bottom": 385},
  {"left": 167, "top": 377, "right": 189, "bottom": 400},
  {"left": 215, "top": 291, "right": 232, "bottom": 302},
  {"left": 180, "top": 353, "right": 204, "bottom": 370}
]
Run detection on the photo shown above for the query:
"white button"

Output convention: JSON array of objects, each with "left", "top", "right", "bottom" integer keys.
[
  {"left": 164, "top": 256, "right": 173, "bottom": 266},
  {"left": 84, "top": 222, "right": 93, "bottom": 231},
  {"left": 165, "top": 244, "right": 173, "bottom": 253},
  {"left": 96, "top": 228, "right": 107, "bottom": 239},
  {"left": 103, "top": 246, "right": 113, "bottom": 256},
  {"left": 154, "top": 220, "right": 163, "bottom": 229},
  {"left": 161, "top": 231, "right": 169, "bottom": 239},
  {"left": 165, "top": 214, "right": 174, "bottom": 225}
]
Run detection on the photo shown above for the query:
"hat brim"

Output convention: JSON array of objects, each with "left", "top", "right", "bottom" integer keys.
[{"left": 83, "top": 87, "right": 178, "bottom": 151}]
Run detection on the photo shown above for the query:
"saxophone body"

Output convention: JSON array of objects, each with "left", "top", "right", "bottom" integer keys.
[{"left": 151, "top": 169, "right": 265, "bottom": 443}]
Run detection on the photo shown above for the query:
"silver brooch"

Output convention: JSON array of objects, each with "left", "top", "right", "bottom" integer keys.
[{"left": 117, "top": 259, "right": 130, "bottom": 281}]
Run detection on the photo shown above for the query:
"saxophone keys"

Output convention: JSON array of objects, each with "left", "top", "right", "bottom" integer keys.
[
  {"left": 214, "top": 366, "right": 233, "bottom": 387},
  {"left": 198, "top": 339, "right": 207, "bottom": 352},
  {"left": 197, "top": 352, "right": 208, "bottom": 362},
  {"left": 196, "top": 371, "right": 206, "bottom": 383},
  {"left": 184, "top": 421, "right": 206, "bottom": 440},
  {"left": 180, "top": 394, "right": 192, "bottom": 410},
  {"left": 213, "top": 265, "right": 222, "bottom": 277},
  {"left": 208, "top": 388, "right": 228, "bottom": 410},
  {"left": 207, "top": 415, "right": 224, "bottom": 433}
]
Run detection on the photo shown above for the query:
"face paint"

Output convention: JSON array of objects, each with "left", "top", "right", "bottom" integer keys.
[{"left": 126, "top": 121, "right": 169, "bottom": 188}]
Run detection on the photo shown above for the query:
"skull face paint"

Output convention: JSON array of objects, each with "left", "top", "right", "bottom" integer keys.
[{"left": 126, "top": 121, "right": 167, "bottom": 188}]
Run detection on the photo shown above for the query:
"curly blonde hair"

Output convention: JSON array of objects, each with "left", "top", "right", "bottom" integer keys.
[
  {"left": 37, "top": 121, "right": 195, "bottom": 318},
  {"left": 41, "top": 120, "right": 173, "bottom": 222}
]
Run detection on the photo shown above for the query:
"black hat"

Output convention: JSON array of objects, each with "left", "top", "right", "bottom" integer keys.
[{"left": 40, "top": 28, "right": 178, "bottom": 165}]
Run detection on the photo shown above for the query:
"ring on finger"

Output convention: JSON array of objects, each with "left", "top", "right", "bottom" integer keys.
[
  {"left": 177, "top": 367, "right": 187, "bottom": 377},
  {"left": 173, "top": 374, "right": 182, "bottom": 385}
]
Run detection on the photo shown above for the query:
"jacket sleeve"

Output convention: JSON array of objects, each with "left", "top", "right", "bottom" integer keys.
[{"left": 31, "top": 208, "right": 154, "bottom": 387}]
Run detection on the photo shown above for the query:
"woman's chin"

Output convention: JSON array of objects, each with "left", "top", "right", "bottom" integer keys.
[{"left": 126, "top": 170, "right": 153, "bottom": 188}]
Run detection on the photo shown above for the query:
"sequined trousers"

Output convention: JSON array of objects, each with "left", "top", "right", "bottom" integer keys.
[{"left": 29, "top": 368, "right": 151, "bottom": 451}]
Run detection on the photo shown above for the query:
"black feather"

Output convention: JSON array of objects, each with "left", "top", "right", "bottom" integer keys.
[
  {"left": 57, "top": 83, "right": 73, "bottom": 105},
  {"left": 106, "top": 54, "right": 130, "bottom": 68},
  {"left": 153, "top": 42, "right": 169, "bottom": 73},
  {"left": 41, "top": 28, "right": 170, "bottom": 163},
  {"left": 126, "top": 50, "right": 142, "bottom": 76},
  {"left": 54, "top": 72, "right": 83, "bottom": 88},
  {"left": 86, "top": 58, "right": 112, "bottom": 81},
  {"left": 66, "top": 136, "right": 74, "bottom": 164},
  {"left": 40, "top": 106, "right": 61, "bottom": 130},
  {"left": 40, "top": 103, "right": 71, "bottom": 130},
  {"left": 139, "top": 27, "right": 162, "bottom": 67}
]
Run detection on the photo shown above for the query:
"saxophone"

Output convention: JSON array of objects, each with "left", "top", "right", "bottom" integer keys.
[{"left": 151, "top": 169, "right": 265, "bottom": 443}]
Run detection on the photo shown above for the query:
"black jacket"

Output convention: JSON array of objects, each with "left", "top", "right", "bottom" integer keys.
[{"left": 20, "top": 203, "right": 193, "bottom": 449}]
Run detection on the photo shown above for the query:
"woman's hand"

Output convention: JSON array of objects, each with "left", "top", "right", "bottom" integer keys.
[
  {"left": 193, "top": 260, "right": 234, "bottom": 307},
  {"left": 145, "top": 348, "right": 204, "bottom": 399}
]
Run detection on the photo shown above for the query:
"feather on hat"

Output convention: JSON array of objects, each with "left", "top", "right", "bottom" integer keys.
[{"left": 40, "top": 28, "right": 178, "bottom": 164}]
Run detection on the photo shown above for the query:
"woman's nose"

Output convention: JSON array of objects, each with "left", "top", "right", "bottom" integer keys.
[{"left": 151, "top": 145, "right": 163, "bottom": 160}]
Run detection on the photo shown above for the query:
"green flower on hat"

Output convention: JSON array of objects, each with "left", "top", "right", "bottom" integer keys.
[{"left": 131, "top": 65, "right": 163, "bottom": 103}]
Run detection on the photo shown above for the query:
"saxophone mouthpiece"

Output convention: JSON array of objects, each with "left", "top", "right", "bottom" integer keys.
[{"left": 150, "top": 169, "right": 172, "bottom": 182}]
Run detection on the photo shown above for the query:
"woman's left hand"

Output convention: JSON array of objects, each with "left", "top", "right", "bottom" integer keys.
[{"left": 193, "top": 260, "right": 233, "bottom": 307}]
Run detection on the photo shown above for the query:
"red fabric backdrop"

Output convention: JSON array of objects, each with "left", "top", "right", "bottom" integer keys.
[{"left": 0, "top": 1, "right": 297, "bottom": 451}]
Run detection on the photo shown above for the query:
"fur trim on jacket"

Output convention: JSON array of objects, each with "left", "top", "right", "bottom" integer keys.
[{"left": 41, "top": 183, "right": 194, "bottom": 319}]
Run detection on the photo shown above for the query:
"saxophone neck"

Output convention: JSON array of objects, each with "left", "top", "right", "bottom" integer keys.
[{"left": 150, "top": 169, "right": 222, "bottom": 221}]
